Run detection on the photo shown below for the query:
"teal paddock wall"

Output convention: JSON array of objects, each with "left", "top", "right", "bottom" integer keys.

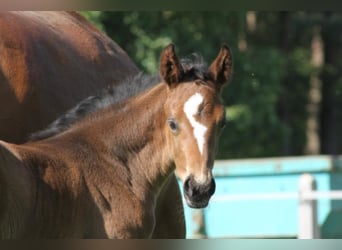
[{"left": 178, "top": 155, "right": 342, "bottom": 238}]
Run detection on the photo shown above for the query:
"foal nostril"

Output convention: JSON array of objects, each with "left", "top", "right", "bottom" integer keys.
[
  {"left": 184, "top": 177, "right": 190, "bottom": 190},
  {"left": 184, "top": 176, "right": 215, "bottom": 200},
  {"left": 184, "top": 176, "right": 200, "bottom": 198},
  {"left": 183, "top": 176, "right": 216, "bottom": 208},
  {"left": 184, "top": 177, "right": 193, "bottom": 196}
]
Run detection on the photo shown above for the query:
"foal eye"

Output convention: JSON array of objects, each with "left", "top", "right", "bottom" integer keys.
[{"left": 168, "top": 118, "right": 178, "bottom": 132}]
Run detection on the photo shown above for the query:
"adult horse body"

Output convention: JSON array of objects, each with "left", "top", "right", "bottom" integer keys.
[
  {"left": 0, "top": 11, "right": 138, "bottom": 143},
  {"left": 0, "top": 44, "right": 232, "bottom": 238},
  {"left": 0, "top": 11, "right": 184, "bottom": 238}
]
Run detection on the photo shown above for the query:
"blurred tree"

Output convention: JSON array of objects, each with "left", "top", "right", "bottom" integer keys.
[
  {"left": 79, "top": 11, "right": 104, "bottom": 31},
  {"left": 80, "top": 11, "right": 342, "bottom": 159},
  {"left": 321, "top": 13, "right": 342, "bottom": 155}
]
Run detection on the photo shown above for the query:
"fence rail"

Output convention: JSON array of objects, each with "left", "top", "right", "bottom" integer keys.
[
  {"left": 193, "top": 173, "right": 342, "bottom": 239},
  {"left": 210, "top": 190, "right": 342, "bottom": 202}
]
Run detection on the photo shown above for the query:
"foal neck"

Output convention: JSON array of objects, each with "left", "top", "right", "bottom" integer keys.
[{"left": 77, "top": 83, "right": 173, "bottom": 197}]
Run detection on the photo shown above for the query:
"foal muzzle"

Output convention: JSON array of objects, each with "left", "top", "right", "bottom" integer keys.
[{"left": 183, "top": 175, "right": 216, "bottom": 208}]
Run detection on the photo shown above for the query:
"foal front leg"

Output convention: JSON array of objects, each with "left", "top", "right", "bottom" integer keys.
[{"left": 152, "top": 173, "right": 186, "bottom": 238}]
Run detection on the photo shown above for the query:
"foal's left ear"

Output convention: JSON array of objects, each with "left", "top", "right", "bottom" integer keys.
[
  {"left": 160, "top": 44, "right": 184, "bottom": 88},
  {"left": 209, "top": 44, "right": 233, "bottom": 90}
]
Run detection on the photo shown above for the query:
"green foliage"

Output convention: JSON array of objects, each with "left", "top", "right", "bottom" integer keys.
[
  {"left": 81, "top": 11, "right": 342, "bottom": 159},
  {"left": 79, "top": 11, "right": 104, "bottom": 31},
  {"left": 218, "top": 47, "right": 287, "bottom": 158},
  {"left": 98, "top": 12, "right": 241, "bottom": 73}
]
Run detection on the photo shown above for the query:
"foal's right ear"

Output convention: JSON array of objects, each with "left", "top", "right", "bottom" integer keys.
[{"left": 160, "top": 44, "right": 184, "bottom": 88}]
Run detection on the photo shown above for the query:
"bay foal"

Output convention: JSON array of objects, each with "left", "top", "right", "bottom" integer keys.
[
  {"left": 0, "top": 43, "right": 232, "bottom": 238},
  {"left": 0, "top": 11, "right": 184, "bottom": 238}
]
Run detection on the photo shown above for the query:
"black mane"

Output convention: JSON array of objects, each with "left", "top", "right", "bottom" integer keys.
[{"left": 29, "top": 55, "right": 209, "bottom": 141}]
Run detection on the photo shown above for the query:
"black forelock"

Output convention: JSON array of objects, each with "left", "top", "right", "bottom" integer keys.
[{"left": 180, "top": 54, "right": 212, "bottom": 82}]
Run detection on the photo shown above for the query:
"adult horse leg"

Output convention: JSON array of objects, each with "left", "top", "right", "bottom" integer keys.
[{"left": 152, "top": 173, "right": 185, "bottom": 238}]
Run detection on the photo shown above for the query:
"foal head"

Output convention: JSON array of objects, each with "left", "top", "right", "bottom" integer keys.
[{"left": 160, "top": 44, "right": 232, "bottom": 208}]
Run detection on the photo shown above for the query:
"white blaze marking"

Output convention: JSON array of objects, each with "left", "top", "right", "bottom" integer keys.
[{"left": 183, "top": 93, "right": 208, "bottom": 155}]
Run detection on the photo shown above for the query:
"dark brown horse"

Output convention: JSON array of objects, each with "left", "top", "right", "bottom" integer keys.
[
  {"left": 0, "top": 11, "right": 138, "bottom": 143},
  {"left": 0, "top": 11, "right": 185, "bottom": 238},
  {"left": 0, "top": 43, "right": 232, "bottom": 238}
]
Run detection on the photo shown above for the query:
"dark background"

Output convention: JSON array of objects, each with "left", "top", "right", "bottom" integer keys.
[{"left": 82, "top": 11, "right": 342, "bottom": 159}]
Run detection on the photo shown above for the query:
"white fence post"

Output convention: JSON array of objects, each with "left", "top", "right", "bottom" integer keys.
[
  {"left": 298, "top": 173, "right": 320, "bottom": 239},
  {"left": 191, "top": 209, "right": 207, "bottom": 238}
]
